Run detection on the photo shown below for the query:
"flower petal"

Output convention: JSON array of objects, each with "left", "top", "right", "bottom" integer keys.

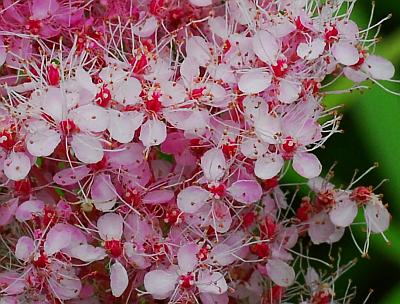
[
  {"left": 97, "top": 213, "right": 123, "bottom": 241},
  {"left": 15, "top": 236, "right": 34, "bottom": 262},
  {"left": 71, "top": 134, "right": 104, "bottom": 164},
  {"left": 238, "top": 70, "right": 272, "bottom": 94},
  {"left": 3, "top": 152, "right": 31, "bottom": 181},
  {"left": 265, "top": 259, "right": 295, "bottom": 287},
  {"left": 139, "top": 119, "right": 167, "bottom": 148},
  {"left": 144, "top": 270, "right": 178, "bottom": 300},
  {"left": 292, "top": 152, "right": 322, "bottom": 179},
  {"left": 110, "top": 261, "right": 129, "bottom": 297},
  {"left": 227, "top": 180, "right": 262, "bottom": 204},
  {"left": 254, "top": 154, "right": 284, "bottom": 180},
  {"left": 177, "top": 186, "right": 210, "bottom": 213},
  {"left": 200, "top": 148, "right": 226, "bottom": 182}
]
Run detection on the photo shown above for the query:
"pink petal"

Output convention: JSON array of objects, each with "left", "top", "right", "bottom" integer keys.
[
  {"left": 177, "top": 243, "right": 199, "bottom": 273},
  {"left": 70, "top": 104, "right": 109, "bottom": 133},
  {"left": 227, "top": 180, "right": 262, "bottom": 204},
  {"left": 254, "top": 114, "right": 281, "bottom": 144},
  {"left": 180, "top": 58, "right": 199, "bottom": 86},
  {"left": 365, "top": 200, "right": 391, "bottom": 233},
  {"left": 142, "top": 189, "right": 174, "bottom": 204},
  {"left": 41, "top": 87, "right": 64, "bottom": 122},
  {"left": 139, "top": 119, "right": 167, "bottom": 148},
  {"left": 132, "top": 16, "right": 158, "bottom": 37},
  {"left": 212, "top": 202, "right": 232, "bottom": 233},
  {"left": 297, "top": 38, "right": 325, "bottom": 60},
  {"left": 200, "top": 148, "right": 226, "bottom": 182},
  {"left": 189, "top": 0, "right": 212, "bottom": 7},
  {"left": 108, "top": 110, "right": 143, "bottom": 143},
  {"left": 177, "top": 186, "right": 210, "bottom": 213},
  {"left": 200, "top": 293, "right": 229, "bottom": 304},
  {"left": 252, "top": 30, "right": 280, "bottom": 64},
  {"left": 97, "top": 213, "right": 123, "bottom": 241},
  {"left": 69, "top": 244, "right": 107, "bottom": 262},
  {"left": 3, "top": 152, "right": 31, "bottom": 181},
  {"left": 254, "top": 154, "right": 284, "bottom": 180},
  {"left": 196, "top": 270, "right": 228, "bottom": 295},
  {"left": 278, "top": 79, "right": 301, "bottom": 104},
  {"left": 108, "top": 142, "right": 144, "bottom": 167},
  {"left": 186, "top": 36, "right": 211, "bottom": 66},
  {"left": 362, "top": 55, "right": 395, "bottom": 80},
  {"left": 15, "top": 199, "right": 44, "bottom": 222},
  {"left": 329, "top": 195, "right": 358, "bottom": 227},
  {"left": 110, "top": 261, "right": 129, "bottom": 297},
  {"left": 308, "top": 213, "right": 335, "bottom": 244},
  {"left": 113, "top": 77, "right": 142, "bottom": 105},
  {"left": 48, "top": 270, "right": 81, "bottom": 300},
  {"left": 144, "top": 270, "right": 178, "bottom": 300},
  {"left": 265, "top": 259, "right": 295, "bottom": 287},
  {"left": 15, "top": 236, "right": 34, "bottom": 262},
  {"left": 238, "top": 70, "right": 272, "bottom": 94},
  {"left": 75, "top": 67, "right": 97, "bottom": 95},
  {"left": 53, "top": 166, "right": 91, "bottom": 186},
  {"left": 91, "top": 173, "right": 117, "bottom": 203},
  {"left": 32, "top": 0, "right": 60, "bottom": 20},
  {"left": 292, "top": 152, "right": 322, "bottom": 179},
  {"left": 0, "top": 198, "right": 18, "bottom": 226},
  {"left": 26, "top": 129, "right": 61, "bottom": 157},
  {"left": 71, "top": 134, "right": 104, "bottom": 164},
  {"left": 45, "top": 223, "right": 72, "bottom": 255},
  {"left": 0, "top": 37, "right": 6, "bottom": 66},
  {"left": 332, "top": 41, "right": 359, "bottom": 66}
]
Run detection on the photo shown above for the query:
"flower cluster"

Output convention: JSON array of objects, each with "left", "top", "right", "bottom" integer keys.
[{"left": 0, "top": 0, "right": 394, "bottom": 303}]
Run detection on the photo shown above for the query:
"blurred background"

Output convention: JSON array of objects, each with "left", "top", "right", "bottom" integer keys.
[{"left": 306, "top": 1, "right": 400, "bottom": 303}]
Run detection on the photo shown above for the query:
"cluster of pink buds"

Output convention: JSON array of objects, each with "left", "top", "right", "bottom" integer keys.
[{"left": 0, "top": 0, "right": 395, "bottom": 303}]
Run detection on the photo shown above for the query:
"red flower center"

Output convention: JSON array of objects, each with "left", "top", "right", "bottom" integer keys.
[{"left": 105, "top": 240, "right": 123, "bottom": 258}]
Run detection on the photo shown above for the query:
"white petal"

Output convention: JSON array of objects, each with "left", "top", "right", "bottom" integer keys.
[
  {"left": 186, "top": 36, "right": 211, "bottom": 66},
  {"left": 265, "top": 259, "right": 295, "bottom": 287},
  {"left": 3, "top": 152, "right": 31, "bottom": 181},
  {"left": 144, "top": 270, "right": 178, "bottom": 300},
  {"left": 365, "top": 200, "right": 390, "bottom": 233},
  {"left": 297, "top": 38, "right": 325, "bottom": 60},
  {"left": 362, "top": 55, "right": 395, "bottom": 80},
  {"left": 278, "top": 79, "right": 301, "bottom": 104},
  {"left": 15, "top": 236, "right": 34, "bottom": 261},
  {"left": 238, "top": 70, "right": 272, "bottom": 94},
  {"left": 97, "top": 213, "right": 123, "bottom": 241},
  {"left": 110, "top": 261, "right": 129, "bottom": 297},
  {"left": 308, "top": 213, "right": 335, "bottom": 244},
  {"left": 132, "top": 16, "right": 158, "bottom": 37},
  {"left": 254, "top": 154, "right": 284, "bottom": 180},
  {"left": 26, "top": 129, "right": 61, "bottom": 157},
  {"left": 197, "top": 270, "right": 228, "bottom": 295},
  {"left": 332, "top": 41, "right": 359, "bottom": 66},
  {"left": 45, "top": 224, "right": 72, "bottom": 255},
  {"left": 329, "top": 196, "right": 358, "bottom": 227},
  {"left": 292, "top": 152, "right": 322, "bottom": 179},
  {"left": 139, "top": 119, "right": 167, "bottom": 147},
  {"left": 70, "top": 104, "right": 109, "bottom": 132},
  {"left": 178, "top": 243, "right": 199, "bottom": 273},
  {"left": 227, "top": 180, "right": 262, "bottom": 204},
  {"left": 252, "top": 30, "right": 280, "bottom": 64},
  {"left": 108, "top": 110, "right": 144, "bottom": 143},
  {"left": 177, "top": 186, "right": 210, "bottom": 213},
  {"left": 71, "top": 134, "right": 103, "bottom": 164},
  {"left": 189, "top": 0, "right": 212, "bottom": 6},
  {"left": 113, "top": 77, "right": 142, "bottom": 105},
  {"left": 200, "top": 148, "right": 226, "bottom": 182}
]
